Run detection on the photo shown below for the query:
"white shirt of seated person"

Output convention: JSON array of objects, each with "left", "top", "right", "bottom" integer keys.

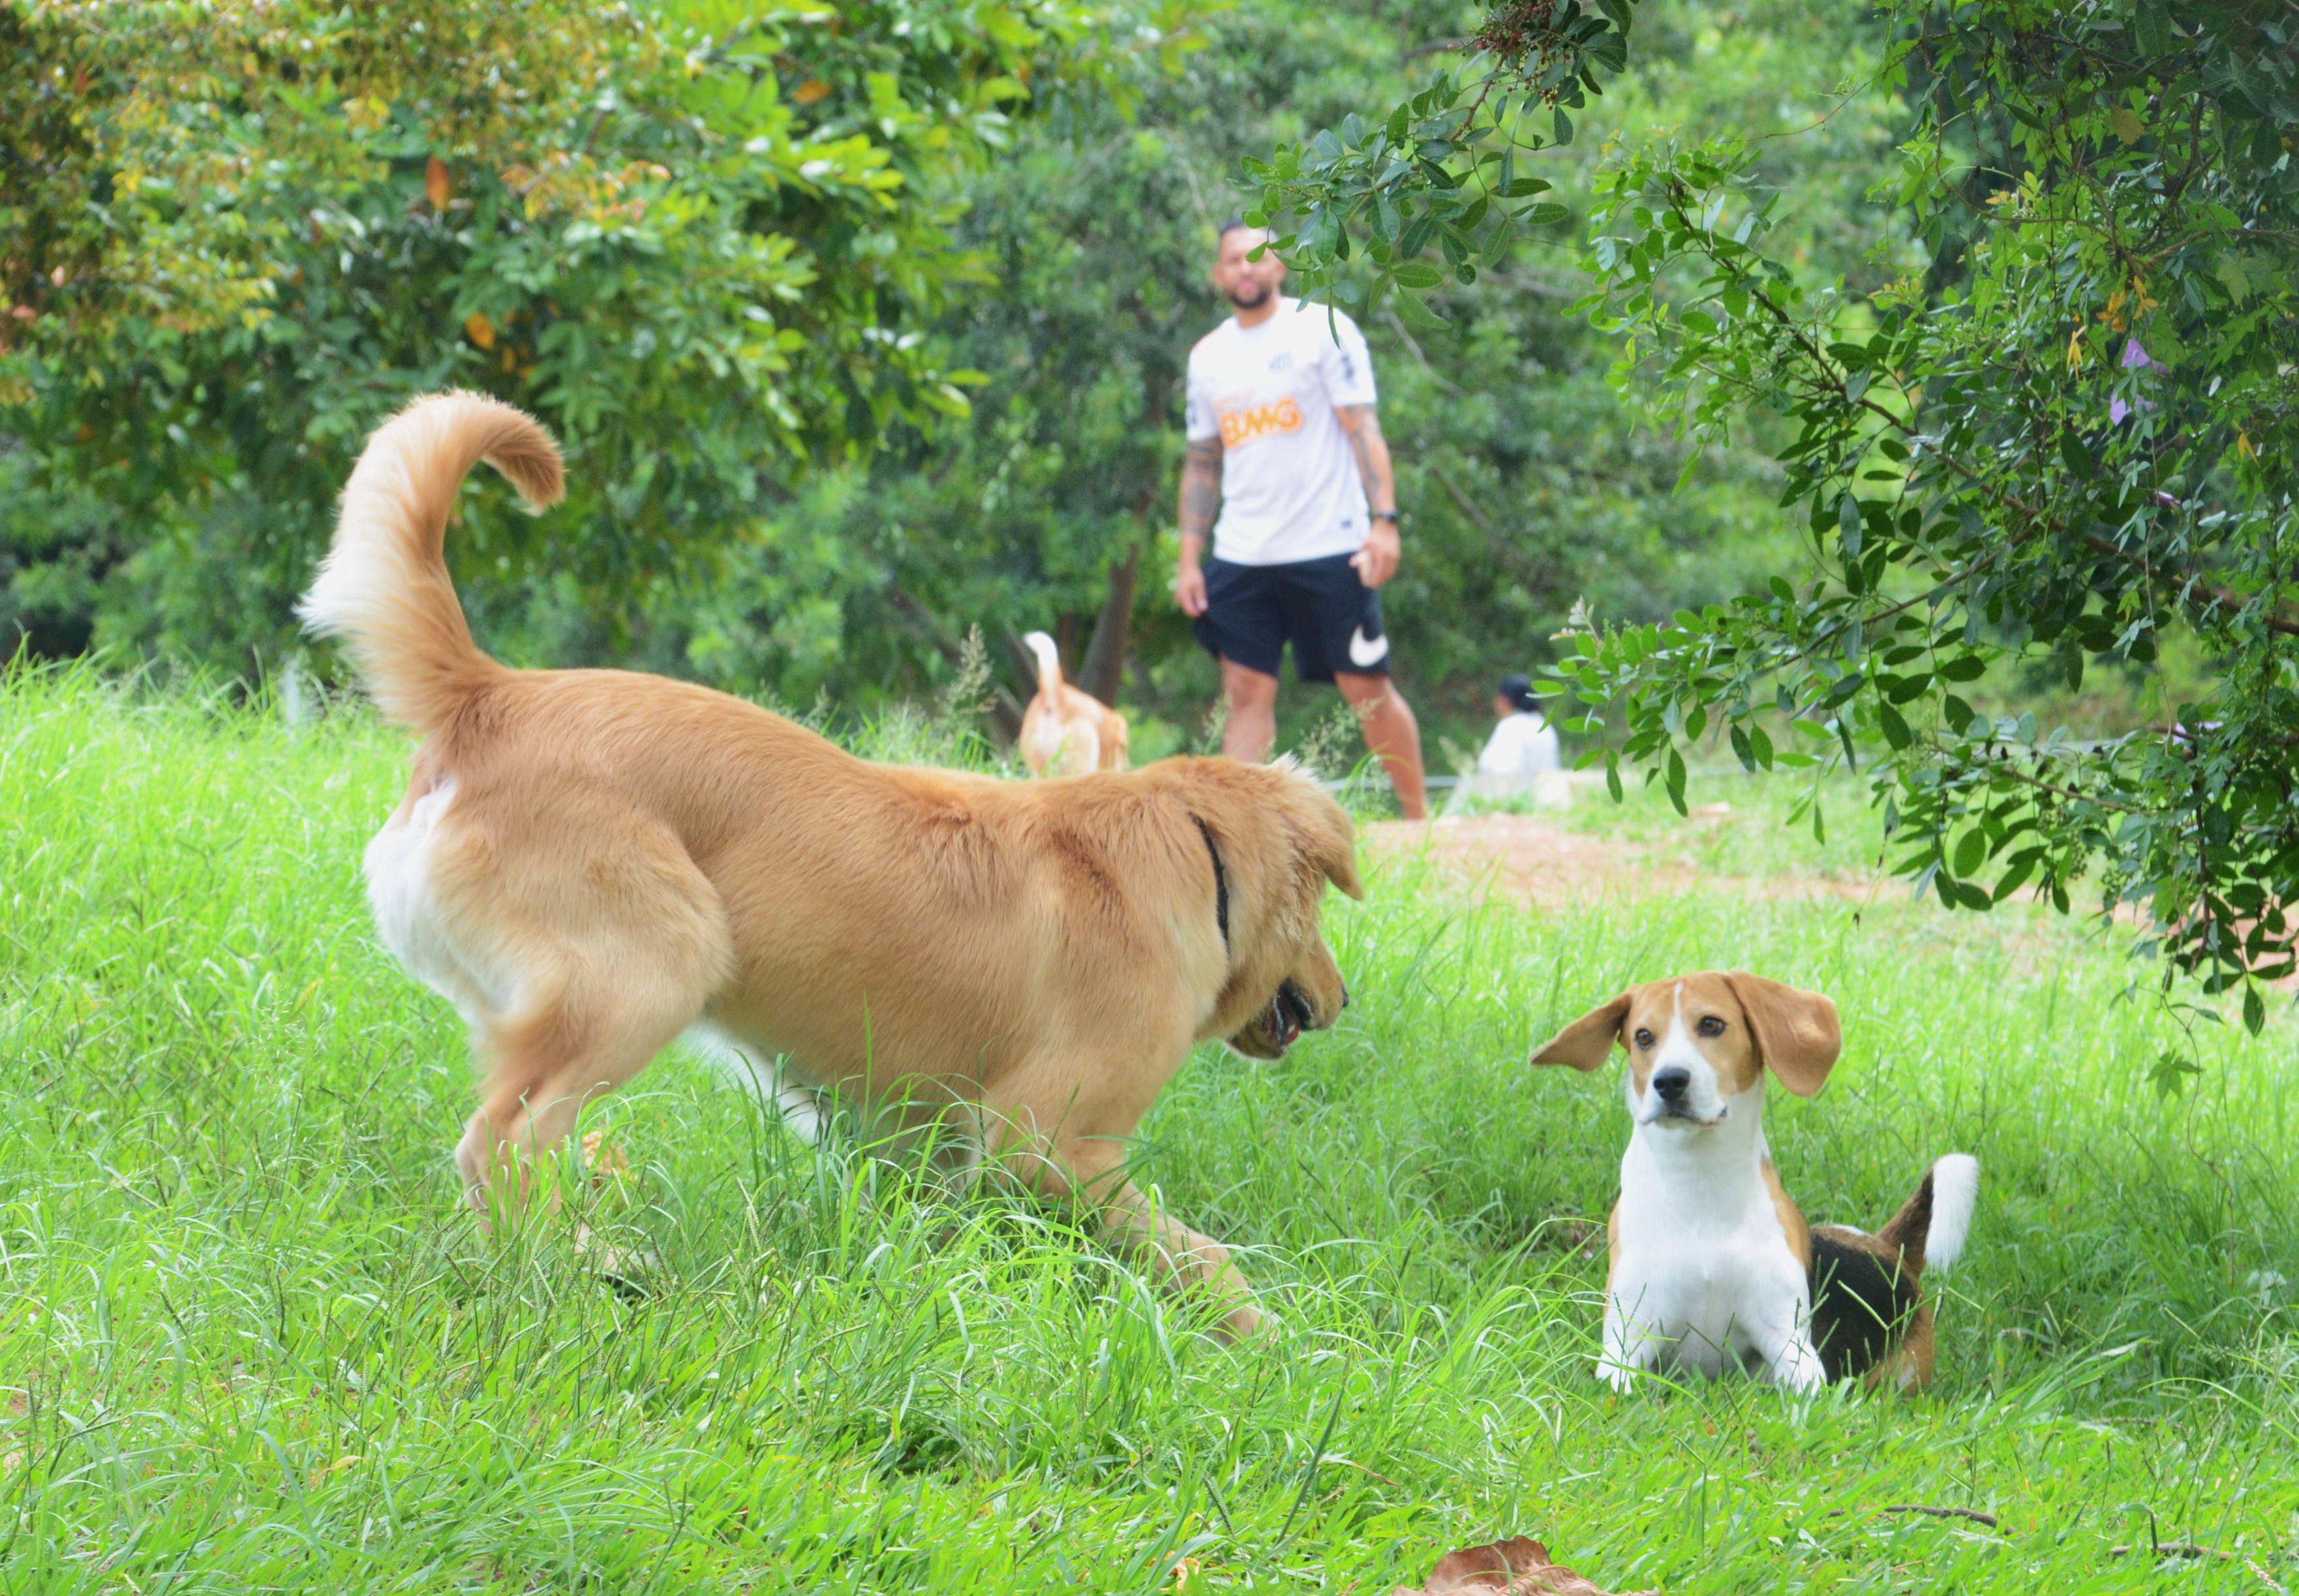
[{"left": 1479, "top": 710, "right": 1561, "bottom": 777}]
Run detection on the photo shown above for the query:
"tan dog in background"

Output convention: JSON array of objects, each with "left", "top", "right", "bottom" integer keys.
[
  {"left": 1533, "top": 972, "right": 1976, "bottom": 1392},
  {"left": 300, "top": 392, "right": 1362, "bottom": 1338},
  {"left": 1020, "top": 630, "right": 1129, "bottom": 775}
]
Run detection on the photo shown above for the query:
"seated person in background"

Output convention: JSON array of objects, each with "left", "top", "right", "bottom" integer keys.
[
  {"left": 1480, "top": 673, "right": 1559, "bottom": 777},
  {"left": 1457, "top": 672, "right": 1569, "bottom": 809}
]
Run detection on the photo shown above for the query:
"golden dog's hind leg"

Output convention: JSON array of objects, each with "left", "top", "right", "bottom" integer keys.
[
  {"left": 457, "top": 978, "right": 704, "bottom": 1224},
  {"left": 449, "top": 837, "right": 731, "bottom": 1225}
]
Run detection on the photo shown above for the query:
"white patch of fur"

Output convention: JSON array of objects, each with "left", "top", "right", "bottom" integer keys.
[
  {"left": 1022, "top": 713, "right": 1099, "bottom": 775},
  {"left": 1922, "top": 1152, "right": 1980, "bottom": 1271},
  {"left": 1022, "top": 630, "right": 1062, "bottom": 693},
  {"left": 1604, "top": 998, "right": 1821, "bottom": 1394},
  {"left": 362, "top": 776, "right": 512, "bottom": 1029},
  {"left": 296, "top": 425, "right": 430, "bottom": 646},
  {"left": 1269, "top": 751, "right": 1322, "bottom": 790},
  {"left": 1604, "top": 1071, "right": 1823, "bottom": 1394},
  {"left": 683, "top": 1022, "right": 827, "bottom": 1144}
]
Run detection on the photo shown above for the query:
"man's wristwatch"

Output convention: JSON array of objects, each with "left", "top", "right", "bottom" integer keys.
[{"left": 1371, "top": 510, "right": 1400, "bottom": 526}]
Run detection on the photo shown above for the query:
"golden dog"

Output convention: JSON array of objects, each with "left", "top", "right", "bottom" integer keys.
[{"left": 299, "top": 392, "right": 1362, "bottom": 1338}]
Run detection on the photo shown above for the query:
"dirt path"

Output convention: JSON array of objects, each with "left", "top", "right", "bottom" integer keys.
[{"left": 1358, "top": 811, "right": 1879, "bottom": 910}]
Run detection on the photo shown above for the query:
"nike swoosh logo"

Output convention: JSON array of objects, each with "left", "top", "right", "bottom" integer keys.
[{"left": 1348, "top": 627, "right": 1389, "bottom": 667}]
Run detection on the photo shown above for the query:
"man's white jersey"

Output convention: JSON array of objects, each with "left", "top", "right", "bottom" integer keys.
[{"left": 1184, "top": 298, "right": 1378, "bottom": 566}]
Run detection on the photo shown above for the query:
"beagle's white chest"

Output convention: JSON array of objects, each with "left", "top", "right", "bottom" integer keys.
[{"left": 1602, "top": 1128, "right": 1820, "bottom": 1391}]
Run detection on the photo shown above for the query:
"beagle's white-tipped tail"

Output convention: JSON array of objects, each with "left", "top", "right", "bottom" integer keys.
[
  {"left": 1922, "top": 1152, "right": 1980, "bottom": 1271},
  {"left": 1022, "top": 630, "right": 1064, "bottom": 699},
  {"left": 297, "top": 391, "right": 564, "bottom": 731}
]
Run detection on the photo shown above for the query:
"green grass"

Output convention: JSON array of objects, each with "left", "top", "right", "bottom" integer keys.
[{"left": 1, "top": 664, "right": 2294, "bottom": 1593}]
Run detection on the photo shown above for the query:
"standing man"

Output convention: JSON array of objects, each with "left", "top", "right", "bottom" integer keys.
[{"left": 1173, "top": 222, "right": 1429, "bottom": 819}]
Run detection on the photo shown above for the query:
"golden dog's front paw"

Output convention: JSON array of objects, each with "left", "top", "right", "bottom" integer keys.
[{"left": 1213, "top": 1298, "right": 1271, "bottom": 1345}]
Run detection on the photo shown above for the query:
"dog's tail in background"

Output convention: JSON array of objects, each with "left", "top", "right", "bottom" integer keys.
[
  {"left": 298, "top": 392, "right": 564, "bottom": 730},
  {"left": 1878, "top": 1151, "right": 1980, "bottom": 1272},
  {"left": 1022, "top": 631, "right": 1066, "bottom": 702}
]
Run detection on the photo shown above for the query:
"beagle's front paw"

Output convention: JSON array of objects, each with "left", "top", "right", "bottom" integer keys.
[{"left": 1766, "top": 1336, "right": 1827, "bottom": 1394}]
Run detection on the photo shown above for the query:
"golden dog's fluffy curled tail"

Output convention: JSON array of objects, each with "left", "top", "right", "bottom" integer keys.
[{"left": 297, "top": 392, "right": 564, "bottom": 730}]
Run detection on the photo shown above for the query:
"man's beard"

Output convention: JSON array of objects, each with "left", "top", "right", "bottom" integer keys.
[{"left": 1226, "top": 277, "right": 1273, "bottom": 309}]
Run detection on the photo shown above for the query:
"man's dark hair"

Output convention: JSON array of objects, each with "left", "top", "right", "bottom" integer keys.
[
  {"left": 1498, "top": 673, "right": 1538, "bottom": 714},
  {"left": 1217, "top": 217, "right": 1264, "bottom": 240}
]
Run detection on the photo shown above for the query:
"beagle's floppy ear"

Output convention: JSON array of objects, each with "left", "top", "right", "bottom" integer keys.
[
  {"left": 1723, "top": 972, "right": 1840, "bottom": 1097},
  {"left": 1530, "top": 992, "right": 1632, "bottom": 1071}
]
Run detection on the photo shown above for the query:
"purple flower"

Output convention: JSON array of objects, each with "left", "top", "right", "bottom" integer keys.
[
  {"left": 2122, "top": 338, "right": 2154, "bottom": 370},
  {"left": 2110, "top": 396, "right": 2130, "bottom": 424}
]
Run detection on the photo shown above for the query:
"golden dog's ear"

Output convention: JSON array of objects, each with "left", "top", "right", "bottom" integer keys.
[
  {"left": 1293, "top": 780, "right": 1365, "bottom": 900},
  {"left": 1316, "top": 818, "right": 1365, "bottom": 901},
  {"left": 1724, "top": 971, "right": 1840, "bottom": 1097},
  {"left": 1531, "top": 993, "right": 1631, "bottom": 1070}
]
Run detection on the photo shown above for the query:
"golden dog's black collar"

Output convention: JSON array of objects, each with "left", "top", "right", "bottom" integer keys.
[{"left": 1190, "top": 815, "right": 1230, "bottom": 958}]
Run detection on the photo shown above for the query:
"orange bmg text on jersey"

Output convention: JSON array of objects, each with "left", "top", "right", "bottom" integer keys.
[{"left": 1218, "top": 397, "right": 1303, "bottom": 448}]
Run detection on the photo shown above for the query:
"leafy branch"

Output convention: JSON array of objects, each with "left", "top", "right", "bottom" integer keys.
[{"left": 1233, "top": 0, "right": 1643, "bottom": 322}]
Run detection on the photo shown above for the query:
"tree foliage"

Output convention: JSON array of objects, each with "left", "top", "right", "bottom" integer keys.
[
  {"left": 1261, "top": 0, "right": 2299, "bottom": 1038},
  {"left": 0, "top": 0, "right": 1138, "bottom": 666},
  {"left": 598, "top": 0, "right": 1860, "bottom": 744},
  {"left": 3, "top": 0, "right": 1918, "bottom": 766},
  {"left": 1234, "top": 0, "right": 1641, "bottom": 322}
]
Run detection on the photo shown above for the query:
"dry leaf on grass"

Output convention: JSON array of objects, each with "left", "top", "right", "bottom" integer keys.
[
  {"left": 580, "top": 1129, "right": 630, "bottom": 1187},
  {"left": 1392, "top": 1536, "right": 1656, "bottom": 1596}
]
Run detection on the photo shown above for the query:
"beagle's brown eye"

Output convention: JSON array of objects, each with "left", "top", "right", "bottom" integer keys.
[
  {"left": 1697, "top": 1016, "right": 1726, "bottom": 1038},
  {"left": 1633, "top": 1028, "right": 1655, "bottom": 1049}
]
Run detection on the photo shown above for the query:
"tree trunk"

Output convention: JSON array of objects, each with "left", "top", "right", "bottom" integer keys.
[{"left": 1078, "top": 538, "right": 1142, "bottom": 707}]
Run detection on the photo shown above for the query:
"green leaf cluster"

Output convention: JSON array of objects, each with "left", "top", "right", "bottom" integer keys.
[
  {"left": 0, "top": 0, "right": 1129, "bottom": 669},
  {"left": 1236, "top": 1, "right": 1641, "bottom": 320},
  {"left": 1551, "top": 0, "right": 2299, "bottom": 1030},
  {"left": 568, "top": 0, "right": 1847, "bottom": 734}
]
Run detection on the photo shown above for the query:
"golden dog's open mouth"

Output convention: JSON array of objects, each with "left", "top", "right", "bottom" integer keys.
[
  {"left": 1271, "top": 980, "right": 1315, "bottom": 1051},
  {"left": 1230, "top": 979, "right": 1321, "bottom": 1058}
]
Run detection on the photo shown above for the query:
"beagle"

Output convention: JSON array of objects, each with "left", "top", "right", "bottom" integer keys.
[
  {"left": 1019, "top": 631, "right": 1130, "bottom": 776},
  {"left": 1532, "top": 972, "right": 1977, "bottom": 1393}
]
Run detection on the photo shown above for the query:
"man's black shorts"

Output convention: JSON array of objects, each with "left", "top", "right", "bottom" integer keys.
[{"left": 1192, "top": 552, "right": 1391, "bottom": 684}]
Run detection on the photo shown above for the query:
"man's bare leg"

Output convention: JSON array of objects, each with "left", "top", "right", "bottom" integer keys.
[
  {"left": 1221, "top": 658, "right": 1279, "bottom": 762},
  {"left": 1335, "top": 670, "right": 1428, "bottom": 820}
]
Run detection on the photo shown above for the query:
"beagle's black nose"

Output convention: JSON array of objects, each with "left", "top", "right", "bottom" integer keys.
[{"left": 1651, "top": 1067, "right": 1691, "bottom": 1103}]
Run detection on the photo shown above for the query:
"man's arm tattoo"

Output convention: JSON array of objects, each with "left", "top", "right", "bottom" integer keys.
[
  {"left": 1339, "top": 406, "right": 1396, "bottom": 513},
  {"left": 1180, "top": 438, "right": 1223, "bottom": 539}
]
